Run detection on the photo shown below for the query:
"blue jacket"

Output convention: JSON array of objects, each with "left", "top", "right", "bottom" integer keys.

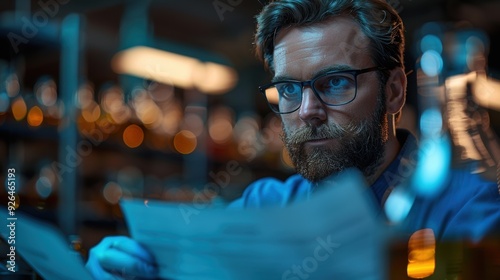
[{"left": 230, "top": 130, "right": 500, "bottom": 241}]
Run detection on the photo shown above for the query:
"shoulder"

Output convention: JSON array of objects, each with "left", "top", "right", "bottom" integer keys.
[
  {"left": 444, "top": 169, "right": 500, "bottom": 239},
  {"left": 408, "top": 166, "right": 500, "bottom": 241},
  {"left": 448, "top": 167, "right": 499, "bottom": 199},
  {"left": 228, "top": 174, "right": 313, "bottom": 208},
  {"left": 439, "top": 168, "right": 499, "bottom": 218}
]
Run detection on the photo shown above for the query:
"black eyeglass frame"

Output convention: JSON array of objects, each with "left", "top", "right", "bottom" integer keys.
[{"left": 258, "top": 66, "right": 384, "bottom": 114}]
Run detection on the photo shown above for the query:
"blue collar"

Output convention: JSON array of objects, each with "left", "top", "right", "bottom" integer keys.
[{"left": 370, "top": 129, "right": 419, "bottom": 205}]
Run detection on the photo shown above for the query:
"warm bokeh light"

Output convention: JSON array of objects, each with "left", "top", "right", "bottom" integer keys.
[
  {"left": 208, "top": 107, "right": 234, "bottom": 144},
  {"left": 472, "top": 74, "right": 500, "bottom": 111},
  {"left": 111, "top": 106, "right": 131, "bottom": 124},
  {"left": 234, "top": 115, "right": 259, "bottom": 138},
  {"left": 78, "top": 115, "right": 97, "bottom": 137},
  {"left": 81, "top": 102, "right": 101, "bottom": 123},
  {"left": 27, "top": 106, "right": 44, "bottom": 127},
  {"left": 111, "top": 46, "right": 238, "bottom": 94},
  {"left": 35, "top": 78, "right": 58, "bottom": 107},
  {"left": 234, "top": 115, "right": 260, "bottom": 158},
  {"left": 161, "top": 105, "right": 182, "bottom": 135},
  {"left": 194, "top": 62, "right": 238, "bottom": 94},
  {"left": 103, "top": 181, "right": 123, "bottom": 204},
  {"left": 135, "top": 98, "right": 161, "bottom": 126},
  {"left": 148, "top": 81, "right": 175, "bottom": 103},
  {"left": 100, "top": 86, "right": 131, "bottom": 124},
  {"left": 97, "top": 117, "right": 118, "bottom": 134},
  {"left": 407, "top": 228, "right": 436, "bottom": 279},
  {"left": 101, "top": 86, "right": 123, "bottom": 112},
  {"left": 446, "top": 72, "right": 482, "bottom": 161},
  {"left": 5, "top": 74, "right": 20, "bottom": 97},
  {"left": 13, "top": 195, "right": 20, "bottom": 209},
  {"left": 100, "top": 86, "right": 132, "bottom": 124},
  {"left": 173, "top": 130, "right": 197, "bottom": 154},
  {"left": 281, "top": 147, "right": 294, "bottom": 168},
  {"left": 183, "top": 112, "right": 204, "bottom": 137},
  {"left": 123, "top": 124, "right": 144, "bottom": 148},
  {"left": 264, "top": 87, "right": 279, "bottom": 105},
  {"left": 11, "top": 97, "right": 27, "bottom": 121},
  {"left": 112, "top": 46, "right": 199, "bottom": 89},
  {"left": 209, "top": 117, "right": 233, "bottom": 144},
  {"left": 46, "top": 102, "right": 62, "bottom": 123},
  {"left": 78, "top": 83, "right": 95, "bottom": 109}
]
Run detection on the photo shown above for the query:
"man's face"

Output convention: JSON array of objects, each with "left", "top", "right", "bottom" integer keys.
[{"left": 273, "top": 16, "right": 389, "bottom": 182}]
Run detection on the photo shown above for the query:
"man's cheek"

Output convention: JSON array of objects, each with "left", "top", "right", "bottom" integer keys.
[{"left": 281, "top": 119, "right": 298, "bottom": 135}]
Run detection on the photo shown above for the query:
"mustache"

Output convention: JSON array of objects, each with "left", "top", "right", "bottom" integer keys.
[{"left": 284, "top": 122, "right": 363, "bottom": 145}]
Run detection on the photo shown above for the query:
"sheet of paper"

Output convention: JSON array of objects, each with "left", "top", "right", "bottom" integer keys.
[
  {"left": 121, "top": 168, "right": 388, "bottom": 280},
  {"left": 0, "top": 210, "right": 93, "bottom": 280}
]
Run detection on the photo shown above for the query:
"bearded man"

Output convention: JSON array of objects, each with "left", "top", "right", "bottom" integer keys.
[{"left": 86, "top": 1, "right": 500, "bottom": 279}]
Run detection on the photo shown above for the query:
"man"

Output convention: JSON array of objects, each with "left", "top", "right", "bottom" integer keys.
[{"left": 86, "top": 0, "right": 500, "bottom": 279}]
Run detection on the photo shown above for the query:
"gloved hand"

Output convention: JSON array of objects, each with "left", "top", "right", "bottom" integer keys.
[{"left": 85, "top": 236, "right": 158, "bottom": 280}]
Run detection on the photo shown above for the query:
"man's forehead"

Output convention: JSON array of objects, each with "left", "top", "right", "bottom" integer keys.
[
  {"left": 275, "top": 16, "right": 362, "bottom": 39},
  {"left": 272, "top": 16, "right": 371, "bottom": 78}
]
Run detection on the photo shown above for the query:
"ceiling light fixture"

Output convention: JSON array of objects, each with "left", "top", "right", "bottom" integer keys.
[{"left": 111, "top": 46, "right": 238, "bottom": 94}]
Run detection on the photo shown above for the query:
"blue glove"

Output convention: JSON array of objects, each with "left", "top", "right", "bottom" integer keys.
[{"left": 85, "top": 236, "right": 158, "bottom": 280}]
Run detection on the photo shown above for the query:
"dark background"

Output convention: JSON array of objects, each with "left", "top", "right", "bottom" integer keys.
[{"left": 0, "top": 0, "right": 499, "bottom": 272}]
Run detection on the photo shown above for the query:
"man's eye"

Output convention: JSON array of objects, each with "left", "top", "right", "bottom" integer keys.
[
  {"left": 317, "top": 74, "right": 354, "bottom": 94},
  {"left": 278, "top": 83, "right": 301, "bottom": 98},
  {"left": 327, "top": 75, "right": 352, "bottom": 88},
  {"left": 328, "top": 77, "right": 349, "bottom": 87}
]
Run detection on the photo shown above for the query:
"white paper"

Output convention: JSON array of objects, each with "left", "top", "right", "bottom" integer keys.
[
  {"left": 0, "top": 210, "right": 93, "bottom": 280},
  {"left": 121, "top": 169, "right": 388, "bottom": 280}
]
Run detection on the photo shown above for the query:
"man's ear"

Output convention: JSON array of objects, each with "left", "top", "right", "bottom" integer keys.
[{"left": 385, "top": 67, "right": 407, "bottom": 115}]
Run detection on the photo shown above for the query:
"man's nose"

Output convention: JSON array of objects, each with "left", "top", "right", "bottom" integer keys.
[{"left": 298, "top": 88, "right": 327, "bottom": 124}]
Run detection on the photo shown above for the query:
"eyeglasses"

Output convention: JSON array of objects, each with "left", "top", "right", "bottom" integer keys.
[{"left": 258, "top": 66, "right": 382, "bottom": 114}]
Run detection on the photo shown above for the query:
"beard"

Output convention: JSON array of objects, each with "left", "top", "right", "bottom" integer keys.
[{"left": 282, "top": 92, "right": 389, "bottom": 183}]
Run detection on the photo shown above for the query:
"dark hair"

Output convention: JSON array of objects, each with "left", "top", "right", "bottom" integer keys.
[{"left": 254, "top": 0, "right": 405, "bottom": 76}]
